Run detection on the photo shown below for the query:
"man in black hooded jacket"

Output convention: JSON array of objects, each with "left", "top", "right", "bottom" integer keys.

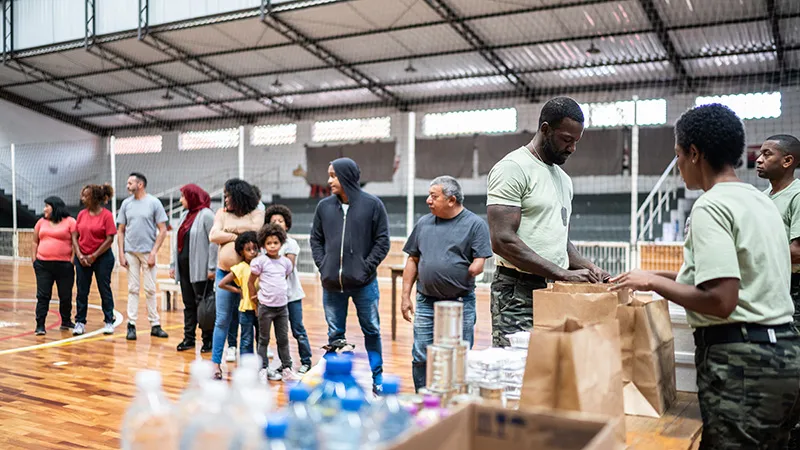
[{"left": 310, "top": 157, "right": 390, "bottom": 393}]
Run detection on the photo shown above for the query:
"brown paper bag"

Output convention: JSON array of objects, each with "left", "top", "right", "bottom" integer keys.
[
  {"left": 533, "top": 288, "right": 619, "bottom": 331},
  {"left": 552, "top": 281, "right": 631, "bottom": 304},
  {"left": 535, "top": 284, "right": 677, "bottom": 418},
  {"left": 520, "top": 318, "right": 626, "bottom": 444},
  {"left": 616, "top": 296, "right": 677, "bottom": 418}
]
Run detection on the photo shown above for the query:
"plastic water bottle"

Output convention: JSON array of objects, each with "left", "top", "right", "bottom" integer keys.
[
  {"left": 262, "top": 415, "right": 289, "bottom": 450},
  {"left": 121, "top": 370, "right": 178, "bottom": 450},
  {"left": 229, "top": 366, "right": 273, "bottom": 450},
  {"left": 308, "top": 355, "right": 363, "bottom": 424},
  {"left": 320, "top": 390, "right": 364, "bottom": 450},
  {"left": 180, "top": 382, "right": 235, "bottom": 449},
  {"left": 285, "top": 385, "right": 318, "bottom": 450},
  {"left": 368, "top": 376, "right": 411, "bottom": 443},
  {"left": 176, "top": 360, "right": 214, "bottom": 428}
]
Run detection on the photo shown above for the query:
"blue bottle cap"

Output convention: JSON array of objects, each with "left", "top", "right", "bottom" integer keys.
[
  {"left": 288, "top": 384, "right": 310, "bottom": 402},
  {"left": 341, "top": 392, "right": 363, "bottom": 412},
  {"left": 265, "top": 415, "right": 288, "bottom": 439},
  {"left": 324, "top": 355, "right": 353, "bottom": 376},
  {"left": 381, "top": 376, "right": 400, "bottom": 395}
]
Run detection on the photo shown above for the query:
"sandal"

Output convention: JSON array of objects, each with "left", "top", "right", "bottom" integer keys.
[{"left": 213, "top": 370, "right": 223, "bottom": 380}]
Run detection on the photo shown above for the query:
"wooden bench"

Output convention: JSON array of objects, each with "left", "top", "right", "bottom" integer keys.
[{"left": 157, "top": 279, "right": 182, "bottom": 311}]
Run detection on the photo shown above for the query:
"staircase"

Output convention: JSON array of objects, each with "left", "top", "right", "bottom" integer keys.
[{"left": 636, "top": 157, "right": 686, "bottom": 242}]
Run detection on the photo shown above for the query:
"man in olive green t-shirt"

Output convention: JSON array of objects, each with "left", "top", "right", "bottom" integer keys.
[
  {"left": 486, "top": 97, "right": 609, "bottom": 347},
  {"left": 756, "top": 134, "right": 800, "bottom": 324}
]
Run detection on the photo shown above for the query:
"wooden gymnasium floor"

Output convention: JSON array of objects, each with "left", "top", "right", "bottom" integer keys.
[{"left": 0, "top": 259, "right": 700, "bottom": 449}]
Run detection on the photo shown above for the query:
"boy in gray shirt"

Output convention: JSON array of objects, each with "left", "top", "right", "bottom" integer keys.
[{"left": 117, "top": 172, "right": 170, "bottom": 340}]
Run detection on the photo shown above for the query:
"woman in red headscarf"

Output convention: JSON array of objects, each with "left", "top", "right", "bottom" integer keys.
[{"left": 170, "top": 183, "right": 217, "bottom": 352}]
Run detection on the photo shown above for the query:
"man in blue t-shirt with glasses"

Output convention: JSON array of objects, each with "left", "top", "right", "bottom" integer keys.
[{"left": 400, "top": 175, "right": 493, "bottom": 392}]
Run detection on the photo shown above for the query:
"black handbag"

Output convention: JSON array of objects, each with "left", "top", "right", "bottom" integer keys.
[{"left": 197, "top": 281, "right": 216, "bottom": 332}]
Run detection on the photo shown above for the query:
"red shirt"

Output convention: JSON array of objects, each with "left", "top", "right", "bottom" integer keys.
[
  {"left": 76, "top": 208, "right": 117, "bottom": 256},
  {"left": 34, "top": 217, "right": 76, "bottom": 261}
]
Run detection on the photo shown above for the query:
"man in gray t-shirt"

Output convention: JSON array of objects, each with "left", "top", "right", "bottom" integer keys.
[
  {"left": 400, "top": 176, "right": 492, "bottom": 391},
  {"left": 117, "top": 172, "right": 169, "bottom": 340}
]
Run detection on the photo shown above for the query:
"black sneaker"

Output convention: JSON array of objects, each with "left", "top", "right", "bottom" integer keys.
[
  {"left": 176, "top": 340, "right": 195, "bottom": 352},
  {"left": 35, "top": 325, "right": 46, "bottom": 336},
  {"left": 373, "top": 383, "right": 383, "bottom": 396},
  {"left": 59, "top": 321, "right": 75, "bottom": 330},
  {"left": 126, "top": 323, "right": 137, "bottom": 341},
  {"left": 200, "top": 342, "right": 212, "bottom": 353},
  {"left": 151, "top": 325, "right": 169, "bottom": 338}
]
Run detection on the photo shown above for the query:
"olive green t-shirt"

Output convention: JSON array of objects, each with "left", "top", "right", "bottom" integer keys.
[
  {"left": 677, "top": 182, "right": 793, "bottom": 328},
  {"left": 765, "top": 178, "right": 800, "bottom": 272},
  {"left": 486, "top": 146, "right": 572, "bottom": 272}
]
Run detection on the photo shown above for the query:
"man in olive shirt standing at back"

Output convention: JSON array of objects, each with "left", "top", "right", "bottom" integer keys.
[
  {"left": 487, "top": 97, "right": 609, "bottom": 347},
  {"left": 756, "top": 134, "right": 800, "bottom": 325}
]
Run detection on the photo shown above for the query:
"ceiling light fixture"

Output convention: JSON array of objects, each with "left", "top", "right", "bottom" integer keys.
[
  {"left": 404, "top": 61, "right": 417, "bottom": 73},
  {"left": 271, "top": 77, "right": 283, "bottom": 89},
  {"left": 586, "top": 42, "right": 602, "bottom": 55},
  {"left": 72, "top": 98, "right": 82, "bottom": 110},
  {"left": 161, "top": 89, "right": 174, "bottom": 100}
]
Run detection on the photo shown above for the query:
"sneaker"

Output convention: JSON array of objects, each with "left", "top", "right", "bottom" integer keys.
[
  {"left": 126, "top": 323, "right": 137, "bottom": 340},
  {"left": 73, "top": 323, "right": 86, "bottom": 336},
  {"left": 35, "top": 326, "right": 46, "bottom": 336},
  {"left": 102, "top": 322, "right": 114, "bottom": 335},
  {"left": 60, "top": 321, "right": 75, "bottom": 330},
  {"left": 201, "top": 342, "right": 212, "bottom": 353},
  {"left": 298, "top": 364, "right": 311, "bottom": 374},
  {"left": 267, "top": 369, "right": 283, "bottom": 381},
  {"left": 372, "top": 383, "right": 383, "bottom": 396},
  {"left": 226, "top": 346, "right": 237, "bottom": 362},
  {"left": 150, "top": 325, "right": 169, "bottom": 338},
  {"left": 176, "top": 340, "right": 195, "bottom": 352},
  {"left": 267, "top": 348, "right": 274, "bottom": 358}
]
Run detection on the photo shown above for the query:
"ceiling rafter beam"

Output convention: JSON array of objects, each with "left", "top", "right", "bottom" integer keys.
[
  {"left": 259, "top": 10, "right": 404, "bottom": 108},
  {"left": 85, "top": 0, "right": 96, "bottom": 49},
  {"left": 78, "top": 42, "right": 800, "bottom": 118},
  {"left": 0, "top": 87, "right": 104, "bottom": 134},
  {"left": 2, "top": 0, "right": 12, "bottom": 63},
  {"left": 107, "top": 67, "right": 800, "bottom": 133},
  {"left": 637, "top": 0, "right": 691, "bottom": 91},
  {"left": 42, "top": 39, "right": 796, "bottom": 107},
  {"left": 3, "top": 59, "right": 160, "bottom": 125},
  {"left": 766, "top": 0, "right": 785, "bottom": 74},
  {"left": 423, "top": 0, "right": 535, "bottom": 98},
  {"left": 138, "top": 0, "right": 150, "bottom": 40},
  {"left": 85, "top": 44, "right": 238, "bottom": 116},
  {"left": 6, "top": 12, "right": 800, "bottom": 89},
  {"left": 140, "top": 34, "right": 298, "bottom": 118}
]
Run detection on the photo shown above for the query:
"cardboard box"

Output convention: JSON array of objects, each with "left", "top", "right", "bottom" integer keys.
[{"left": 389, "top": 403, "right": 617, "bottom": 450}]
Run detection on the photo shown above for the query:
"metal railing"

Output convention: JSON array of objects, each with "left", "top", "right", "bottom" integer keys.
[{"left": 636, "top": 157, "right": 680, "bottom": 240}]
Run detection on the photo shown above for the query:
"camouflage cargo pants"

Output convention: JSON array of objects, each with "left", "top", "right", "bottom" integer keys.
[
  {"left": 695, "top": 328, "right": 800, "bottom": 449},
  {"left": 791, "top": 274, "right": 800, "bottom": 326},
  {"left": 490, "top": 269, "right": 547, "bottom": 347}
]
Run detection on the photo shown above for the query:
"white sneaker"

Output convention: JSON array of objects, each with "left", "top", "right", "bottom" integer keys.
[
  {"left": 267, "top": 369, "right": 283, "bottom": 381},
  {"left": 267, "top": 348, "right": 274, "bottom": 358},
  {"left": 226, "top": 346, "right": 237, "bottom": 362},
  {"left": 102, "top": 322, "right": 114, "bottom": 335},
  {"left": 298, "top": 364, "right": 311, "bottom": 374},
  {"left": 72, "top": 323, "right": 85, "bottom": 336}
]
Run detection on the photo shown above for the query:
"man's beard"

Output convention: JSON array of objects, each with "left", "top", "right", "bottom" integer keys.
[{"left": 542, "top": 136, "right": 566, "bottom": 165}]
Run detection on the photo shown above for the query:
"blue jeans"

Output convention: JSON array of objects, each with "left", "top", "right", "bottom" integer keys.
[
  {"left": 239, "top": 310, "right": 256, "bottom": 355},
  {"left": 323, "top": 278, "right": 383, "bottom": 385},
  {"left": 411, "top": 291, "right": 476, "bottom": 392},
  {"left": 211, "top": 268, "right": 241, "bottom": 364},
  {"left": 288, "top": 300, "right": 313, "bottom": 366}
]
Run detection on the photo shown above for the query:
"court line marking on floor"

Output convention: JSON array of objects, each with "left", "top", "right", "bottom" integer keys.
[{"left": 0, "top": 299, "right": 124, "bottom": 356}]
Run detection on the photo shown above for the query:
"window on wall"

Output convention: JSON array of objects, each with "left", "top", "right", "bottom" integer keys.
[
  {"left": 312, "top": 117, "right": 391, "bottom": 142},
  {"left": 422, "top": 108, "right": 517, "bottom": 136},
  {"left": 580, "top": 99, "right": 667, "bottom": 128},
  {"left": 251, "top": 124, "right": 297, "bottom": 146},
  {"left": 179, "top": 128, "right": 239, "bottom": 151},
  {"left": 114, "top": 135, "right": 163, "bottom": 154},
  {"left": 695, "top": 92, "right": 781, "bottom": 120}
]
